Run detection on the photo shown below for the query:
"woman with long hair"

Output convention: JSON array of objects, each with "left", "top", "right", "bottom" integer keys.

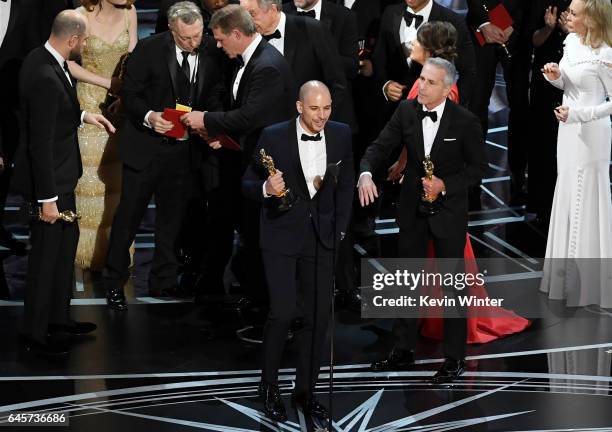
[{"left": 540, "top": 0, "right": 612, "bottom": 307}]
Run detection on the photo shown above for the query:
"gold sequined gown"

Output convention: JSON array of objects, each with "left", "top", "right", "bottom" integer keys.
[{"left": 75, "top": 22, "right": 130, "bottom": 270}]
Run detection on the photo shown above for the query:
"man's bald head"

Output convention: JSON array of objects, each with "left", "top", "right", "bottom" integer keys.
[
  {"left": 51, "top": 10, "right": 87, "bottom": 40},
  {"left": 298, "top": 80, "right": 331, "bottom": 103},
  {"left": 297, "top": 81, "right": 332, "bottom": 135}
]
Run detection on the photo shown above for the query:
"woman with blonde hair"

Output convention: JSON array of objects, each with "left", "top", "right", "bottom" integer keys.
[
  {"left": 540, "top": 0, "right": 612, "bottom": 308},
  {"left": 68, "top": 0, "right": 138, "bottom": 272}
]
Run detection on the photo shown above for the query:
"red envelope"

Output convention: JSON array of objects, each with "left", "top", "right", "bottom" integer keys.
[
  {"left": 162, "top": 108, "right": 188, "bottom": 138},
  {"left": 475, "top": 3, "right": 513, "bottom": 46}
]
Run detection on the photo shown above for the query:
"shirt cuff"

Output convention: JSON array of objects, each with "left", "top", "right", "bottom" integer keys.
[
  {"left": 477, "top": 22, "right": 490, "bottom": 31},
  {"left": 358, "top": 171, "right": 372, "bottom": 187},
  {"left": 144, "top": 110, "right": 154, "bottom": 128},
  {"left": 38, "top": 196, "right": 58, "bottom": 203},
  {"left": 262, "top": 181, "right": 270, "bottom": 198},
  {"left": 79, "top": 111, "right": 86, "bottom": 128},
  {"left": 382, "top": 81, "right": 392, "bottom": 101}
]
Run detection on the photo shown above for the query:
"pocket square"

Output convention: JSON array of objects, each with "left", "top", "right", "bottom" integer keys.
[{"left": 443, "top": 138, "right": 457, "bottom": 141}]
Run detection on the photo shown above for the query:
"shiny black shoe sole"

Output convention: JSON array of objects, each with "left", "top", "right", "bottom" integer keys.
[{"left": 431, "top": 364, "right": 465, "bottom": 384}]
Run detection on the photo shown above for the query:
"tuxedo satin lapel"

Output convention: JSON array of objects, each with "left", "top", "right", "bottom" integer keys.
[
  {"left": 4, "top": 0, "right": 19, "bottom": 47},
  {"left": 195, "top": 42, "right": 207, "bottom": 102},
  {"left": 47, "top": 53, "right": 78, "bottom": 109},
  {"left": 392, "top": 5, "right": 403, "bottom": 48},
  {"left": 165, "top": 35, "right": 180, "bottom": 103},
  {"left": 429, "top": 102, "right": 452, "bottom": 161},
  {"left": 283, "top": 18, "right": 298, "bottom": 70},
  {"left": 289, "top": 119, "right": 310, "bottom": 199},
  {"left": 320, "top": 1, "right": 333, "bottom": 32},
  {"left": 428, "top": 1, "right": 441, "bottom": 20},
  {"left": 236, "top": 40, "right": 264, "bottom": 104},
  {"left": 412, "top": 101, "right": 426, "bottom": 162}
]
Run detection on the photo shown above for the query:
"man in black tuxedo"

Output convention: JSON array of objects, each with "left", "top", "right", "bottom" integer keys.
[
  {"left": 12, "top": 10, "right": 114, "bottom": 356},
  {"left": 181, "top": 5, "right": 294, "bottom": 313},
  {"left": 358, "top": 58, "right": 486, "bottom": 383},
  {"left": 283, "top": 0, "right": 359, "bottom": 131},
  {"left": 242, "top": 81, "right": 354, "bottom": 422},
  {"left": 240, "top": 0, "right": 349, "bottom": 124},
  {"left": 373, "top": 0, "right": 476, "bottom": 109},
  {"left": 466, "top": 0, "right": 530, "bottom": 203},
  {"left": 103, "top": 2, "right": 225, "bottom": 309},
  {"left": 0, "top": 0, "right": 41, "bottom": 254}
]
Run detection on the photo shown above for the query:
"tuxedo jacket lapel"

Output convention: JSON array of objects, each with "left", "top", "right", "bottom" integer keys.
[
  {"left": 391, "top": 5, "right": 403, "bottom": 49},
  {"left": 194, "top": 40, "right": 208, "bottom": 100},
  {"left": 4, "top": 0, "right": 19, "bottom": 49},
  {"left": 235, "top": 40, "right": 264, "bottom": 105},
  {"left": 320, "top": 1, "right": 334, "bottom": 32},
  {"left": 164, "top": 34, "right": 181, "bottom": 104},
  {"left": 412, "top": 101, "right": 426, "bottom": 163},
  {"left": 283, "top": 18, "right": 298, "bottom": 70},
  {"left": 43, "top": 50, "right": 78, "bottom": 108},
  {"left": 288, "top": 119, "right": 310, "bottom": 199},
  {"left": 429, "top": 102, "right": 452, "bottom": 161}
]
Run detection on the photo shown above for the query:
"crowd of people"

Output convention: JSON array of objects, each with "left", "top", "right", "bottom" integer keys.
[{"left": 1, "top": 0, "right": 611, "bottom": 424}]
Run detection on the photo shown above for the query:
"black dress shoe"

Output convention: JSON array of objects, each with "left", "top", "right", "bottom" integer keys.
[
  {"left": 20, "top": 335, "right": 69, "bottom": 357},
  {"left": 258, "top": 382, "right": 287, "bottom": 422},
  {"left": 371, "top": 348, "right": 415, "bottom": 372},
  {"left": 291, "top": 393, "right": 328, "bottom": 420},
  {"left": 48, "top": 321, "right": 97, "bottom": 336},
  {"left": 106, "top": 287, "right": 127, "bottom": 311},
  {"left": 431, "top": 357, "right": 465, "bottom": 384}
]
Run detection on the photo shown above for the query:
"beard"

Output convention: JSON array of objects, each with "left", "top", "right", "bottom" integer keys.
[{"left": 68, "top": 46, "right": 82, "bottom": 63}]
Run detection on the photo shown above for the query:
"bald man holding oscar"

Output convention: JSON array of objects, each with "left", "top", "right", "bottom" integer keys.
[{"left": 242, "top": 81, "right": 354, "bottom": 422}]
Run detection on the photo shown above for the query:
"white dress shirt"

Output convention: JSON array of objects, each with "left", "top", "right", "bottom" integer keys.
[
  {"left": 297, "top": 0, "right": 322, "bottom": 20},
  {"left": 344, "top": 0, "right": 356, "bottom": 10},
  {"left": 263, "top": 117, "right": 327, "bottom": 199},
  {"left": 233, "top": 34, "right": 262, "bottom": 100},
  {"left": 0, "top": 0, "right": 11, "bottom": 48},
  {"left": 296, "top": 117, "right": 327, "bottom": 199},
  {"left": 267, "top": 12, "right": 286, "bottom": 55},
  {"left": 174, "top": 44, "right": 198, "bottom": 83},
  {"left": 41, "top": 41, "right": 87, "bottom": 203},
  {"left": 422, "top": 99, "right": 446, "bottom": 156}
]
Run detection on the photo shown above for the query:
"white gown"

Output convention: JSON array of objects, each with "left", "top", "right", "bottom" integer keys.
[{"left": 540, "top": 33, "right": 612, "bottom": 308}]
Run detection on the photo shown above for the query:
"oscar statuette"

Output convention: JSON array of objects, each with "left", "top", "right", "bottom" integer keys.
[
  {"left": 418, "top": 155, "right": 442, "bottom": 216},
  {"left": 259, "top": 149, "right": 296, "bottom": 212}
]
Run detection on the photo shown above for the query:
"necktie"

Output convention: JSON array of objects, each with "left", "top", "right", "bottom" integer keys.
[
  {"left": 181, "top": 51, "right": 191, "bottom": 80},
  {"left": 301, "top": 133, "right": 322, "bottom": 142},
  {"left": 263, "top": 29, "right": 281, "bottom": 41},
  {"left": 417, "top": 110, "right": 437, "bottom": 122},
  {"left": 63, "top": 60, "right": 74, "bottom": 86},
  {"left": 404, "top": 11, "right": 424, "bottom": 29},
  {"left": 297, "top": 10, "right": 316, "bottom": 19}
]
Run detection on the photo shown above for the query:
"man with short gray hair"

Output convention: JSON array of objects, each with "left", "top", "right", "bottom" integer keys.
[
  {"left": 102, "top": 0, "right": 225, "bottom": 309},
  {"left": 358, "top": 58, "right": 486, "bottom": 384}
]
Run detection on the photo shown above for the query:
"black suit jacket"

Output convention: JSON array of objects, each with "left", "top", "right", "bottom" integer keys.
[
  {"left": 372, "top": 1, "right": 477, "bottom": 107},
  {"left": 332, "top": 0, "right": 382, "bottom": 43},
  {"left": 0, "top": 0, "right": 40, "bottom": 159},
  {"left": 283, "top": 0, "right": 359, "bottom": 80},
  {"left": 12, "top": 46, "right": 83, "bottom": 201},
  {"left": 466, "top": 0, "right": 525, "bottom": 33},
  {"left": 242, "top": 119, "right": 354, "bottom": 254},
  {"left": 281, "top": 14, "right": 348, "bottom": 124},
  {"left": 360, "top": 99, "right": 485, "bottom": 239},
  {"left": 205, "top": 39, "right": 295, "bottom": 160},
  {"left": 118, "top": 32, "right": 225, "bottom": 171}
]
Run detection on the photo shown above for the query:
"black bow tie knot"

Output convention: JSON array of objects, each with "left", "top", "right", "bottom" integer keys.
[
  {"left": 235, "top": 54, "right": 244, "bottom": 68},
  {"left": 404, "top": 10, "right": 424, "bottom": 29},
  {"left": 297, "top": 10, "right": 316, "bottom": 18},
  {"left": 417, "top": 110, "right": 438, "bottom": 122},
  {"left": 263, "top": 29, "right": 281, "bottom": 41},
  {"left": 301, "top": 133, "right": 322, "bottom": 142}
]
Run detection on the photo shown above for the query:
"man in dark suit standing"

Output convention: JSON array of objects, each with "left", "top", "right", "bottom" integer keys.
[
  {"left": 283, "top": 0, "right": 359, "bottom": 132},
  {"left": 466, "top": 0, "right": 530, "bottom": 203},
  {"left": 373, "top": 0, "right": 476, "bottom": 109},
  {"left": 0, "top": 0, "right": 41, "bottom": 254},
  {"left": 181, "top": 5, "right": 294, "bottom": 315},
  {"left": 242, "top": 81, "right": 354, "bottom": 422},
  {"left": 12, "top": 10, "right": 114, "bottom": 356},
  {"left": 240, "top": 0, "right": 348, "bottom": 124},
  {"left": 358, "top": 58, "right": 486, "bottom": 383},
  {"left": 103, "top": 2, "right": 225, "bottom": 309}
]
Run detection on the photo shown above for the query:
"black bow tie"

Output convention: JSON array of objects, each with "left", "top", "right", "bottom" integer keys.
[
  {"left": 417, "top": 109, "right": 437, "bottom": 122},
  {"left": 263, "top": 29, "right": 281, "bottom": 41},
  {"left": 297, "top": 10, "right": 316, "bottom": 19},
  {"left": 301, "top": 133, "right": 322, "bottom": 141},
  {"left": 404, "top": 11, "right": 424, "bottom": 29},
  {"left": 235, "top": 54, "right": 244, "bottom": 68}
]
